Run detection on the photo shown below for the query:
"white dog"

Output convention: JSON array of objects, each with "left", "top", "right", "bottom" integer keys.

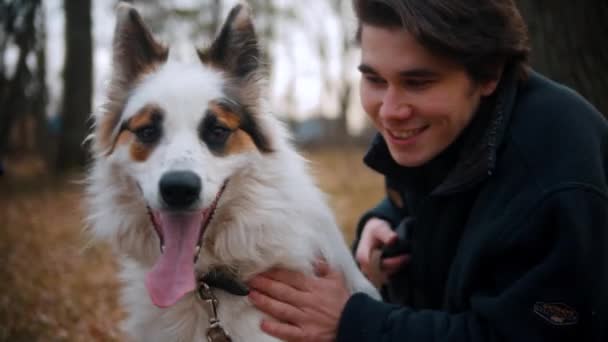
[{"left": 86, "top": 2, "right": 378, "bottom": 341}]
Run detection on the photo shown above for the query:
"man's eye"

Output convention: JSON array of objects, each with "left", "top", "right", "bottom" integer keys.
[
  {"left": 403, "top": 79, "right": 432, "bottom": 89},
  {"left": 365, "top": 75, "right": 386, "bottom": 85},
  {"left": 134, "top": 125, "right": 161, "bottom": 144}
]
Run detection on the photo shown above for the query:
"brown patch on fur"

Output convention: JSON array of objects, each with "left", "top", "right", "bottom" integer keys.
[
  {"left": 209, "top": 102, "right": 241, "bottom": 129},
  {"left": 130, "top": 142, "right": 154, "bottom": 162},
  {"left": 99, "top": 64, "right": 166, "bottom": 154},
  {"left": 114, "top": 130, "right": 134, "bottom": 149},
  {"left": 226, "top": 129, "right": 257, "bottom": 155},
  {"left": 106, "top": 104, "right": 162, "bottom": 161},
  {"left": 127, "top": 105, "right": 161, "bottom": 162},
  {"left": 128, "top": 105, "right": 160, "bottom": 130},
  {"left": 207, "top": 101, "right": 257, "bottom": 155}
]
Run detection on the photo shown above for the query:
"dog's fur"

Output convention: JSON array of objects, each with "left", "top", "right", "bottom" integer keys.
[{"left": 86, "top": 3, "right": 378, "bottom": 341}]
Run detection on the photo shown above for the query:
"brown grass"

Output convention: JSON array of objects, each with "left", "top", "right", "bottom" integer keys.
[{"left": 0, "top": 146, "right": 383, "bottom": 341}]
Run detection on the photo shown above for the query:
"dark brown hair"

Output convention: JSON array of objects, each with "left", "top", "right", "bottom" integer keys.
[{"left": 353, "top": 0, "right": 530, "bottom": 82}]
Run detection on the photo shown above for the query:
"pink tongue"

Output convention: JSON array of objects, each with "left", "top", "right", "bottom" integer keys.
[{"left": 145, "top": 211, "right": 206, "bottom": 308}]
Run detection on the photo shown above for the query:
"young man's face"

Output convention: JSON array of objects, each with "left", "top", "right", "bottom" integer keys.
[{"left": 359, "top": 25, "right": 498, "bottom": 167}]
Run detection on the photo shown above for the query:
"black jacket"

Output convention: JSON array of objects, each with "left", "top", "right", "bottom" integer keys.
[{"left": 337, "top": 71, "right": 608, "bottom": 342}]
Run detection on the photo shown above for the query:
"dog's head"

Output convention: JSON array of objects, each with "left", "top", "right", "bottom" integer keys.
[{"left": 91, "top": 3, "right": 277, "bottom": 308}]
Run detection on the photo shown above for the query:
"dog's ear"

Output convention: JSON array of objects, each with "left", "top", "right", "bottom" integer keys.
[
  {"left": 198, "top": 3, "right": 263, "bottom": 80},
  {"left": 112, "top": 3, "right": 169, "bottom": 85},
  {"left": 96, "top": 3, "right": 168, "bottom": 154}
]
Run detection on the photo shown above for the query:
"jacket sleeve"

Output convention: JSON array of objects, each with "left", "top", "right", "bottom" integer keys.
[
  {"left": 338, "top": 187, "right": 608, "bottom": 342},
  {"left": 351, "top": 196, "right": 403, "bottom": 254}
]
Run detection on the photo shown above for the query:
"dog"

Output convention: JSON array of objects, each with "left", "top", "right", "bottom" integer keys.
[{"left": 85, "top": 2, "right": 379, "bottom": 341}]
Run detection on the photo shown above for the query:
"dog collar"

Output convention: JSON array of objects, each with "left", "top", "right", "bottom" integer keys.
[
  {"left": 199, "top": 267, "right": 249, "bottom": 296},
  {"left": 197, "top": 268, "right": 248, "bottom": 342}
]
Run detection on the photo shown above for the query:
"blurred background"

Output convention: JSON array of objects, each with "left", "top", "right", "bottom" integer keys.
[{"left": 0, "top": 0, "right": 606, "bottom": 340}]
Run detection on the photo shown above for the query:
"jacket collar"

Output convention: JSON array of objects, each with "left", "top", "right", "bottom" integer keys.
[{"left": 363, "top": 66, "right": 520, "bottom": 196}]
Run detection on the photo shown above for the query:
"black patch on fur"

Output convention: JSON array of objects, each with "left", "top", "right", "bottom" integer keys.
[
  {"left": 201, "top": 99, "right": 272, "bottom": 154},
  {"left": 218, "top": 98, "right": 272, "bottom": 154},
  {"left": 199, "top": 112, "right": 233, "bottom": 153}
]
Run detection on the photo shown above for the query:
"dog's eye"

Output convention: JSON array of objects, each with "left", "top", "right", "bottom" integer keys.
[
  {"left": 134, "top": 124, "right": 161, "bottom": 144},
  {"left": 206, "top": 125, "right": 231, "bottom": 146}
]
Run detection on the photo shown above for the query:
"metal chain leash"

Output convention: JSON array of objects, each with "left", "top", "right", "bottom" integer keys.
[{"left": 197, "top": 281, "right": 232, "bottom": 342}]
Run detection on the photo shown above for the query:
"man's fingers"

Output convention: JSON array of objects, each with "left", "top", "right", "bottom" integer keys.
[
  {"left": 260, "top": 319, "right": 304, "bottom": 341},
  {"left": 356, "top": 219, "right": 396, "bottom": 266},
  {"left": 249, "top": 290, "right": 303, "bottom": 325},
  {"left": 249, "top": 274, "right": 307, "bottom": 304},
  {"left": 376, "top": 225, "right": 398, "bottom": 245},
  {"left": 260, "top": 268, "right": 308, "bottom": 291},
  {"left": 355, "top": 218, "right": 397, "bottom": 268},
  {"left": 380, "top": 254, "right": 410, "bottom": 274},
  {"left": 313, "top": 259, "right": 329, "bottom": 277}
]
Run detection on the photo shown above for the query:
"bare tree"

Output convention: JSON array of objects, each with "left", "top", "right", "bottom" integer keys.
[
  {"left": 516, "top": 0, "right": 608, "bottom": 116},
  {"left": 56, "top": 0, "right": 92, "bottom": 170},
  {"left": 0, "top": 0, "right": 43, "bottom": 160}
]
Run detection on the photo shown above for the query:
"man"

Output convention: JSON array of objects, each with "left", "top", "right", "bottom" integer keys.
[{"left": 248, "top": 0, "right": 608, "bottom": 341}]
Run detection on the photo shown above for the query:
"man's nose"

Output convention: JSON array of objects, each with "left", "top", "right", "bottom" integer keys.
[{"left": 379, "top": 87, "right": 412, "bottom": 120}]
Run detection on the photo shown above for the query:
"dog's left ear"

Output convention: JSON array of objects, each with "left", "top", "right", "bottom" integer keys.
[{"left": 198, "top": 3, "right": 263, "bottom": 80}]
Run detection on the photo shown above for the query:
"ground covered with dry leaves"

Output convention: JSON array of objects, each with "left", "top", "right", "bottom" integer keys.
[{"left": 0, "top": 147, "right": 382, "bottom": 341}]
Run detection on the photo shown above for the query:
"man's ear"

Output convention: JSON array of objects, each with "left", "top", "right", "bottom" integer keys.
[
  {"left": 112, "top": 2, "right": 169, "bottom": 85},
  {"left": 197, "top": 3, "right": 262, "bottom": 79},
  {"left": 481, "top": 78, "right": 500, "bottom": 96},
  {"left": 480, "top": 64, "right": 505, "bottom": 96}
]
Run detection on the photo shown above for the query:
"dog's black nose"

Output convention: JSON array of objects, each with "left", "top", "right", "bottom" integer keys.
[{"left": 159, "top": 171, "right": 201, "bottom": 209}]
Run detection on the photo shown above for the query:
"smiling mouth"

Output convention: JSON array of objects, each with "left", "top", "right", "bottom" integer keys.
[
  {"left": 144, "top": 181, "right": 227, "bottom": 308},
  {"left": 387, "top": 125, "right": 429, "bottom": 140}
]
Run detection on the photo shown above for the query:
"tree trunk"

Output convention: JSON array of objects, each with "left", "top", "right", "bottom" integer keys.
[
  {"left": 516, "top": 0, "right": 608, "bottom": 116},
  {"left": 56, "top": 0, "right": 93, "bottom": 171},
  {"left": 33, "top": 6, "right": 51, "bottom": 166},
  {"left": 0, "top": 0, "right": 39, "bottom": 159}
]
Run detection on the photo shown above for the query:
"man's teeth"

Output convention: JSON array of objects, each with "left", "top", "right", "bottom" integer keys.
[
  {"left": 391, "top": 127, "right": 424, "bottom": 139},
  {"left": 160, "top": 245, "right": 165, "bottom": 253}
]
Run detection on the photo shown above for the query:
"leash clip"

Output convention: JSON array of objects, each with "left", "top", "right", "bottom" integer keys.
[{"left": 198, "top": 281, "right": 232, "bottom": 342}]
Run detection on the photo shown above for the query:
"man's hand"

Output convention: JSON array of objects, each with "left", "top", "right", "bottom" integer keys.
[
  {"left": 248, "top": 261, "right": 350, "bottom": 342},
  {"left": 355, "top": 217, "right": 410, "bottom": 284}
]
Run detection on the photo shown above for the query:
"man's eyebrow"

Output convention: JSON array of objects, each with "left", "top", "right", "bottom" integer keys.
[
  {"left": 358, "top": 64, "right": 438, "bottom": 78},
  {"left": 358, "top": 64, "right": 377, "bottom": 74},
  {"left": 398, "top": 69, "right": 438, "bottom": 78}
]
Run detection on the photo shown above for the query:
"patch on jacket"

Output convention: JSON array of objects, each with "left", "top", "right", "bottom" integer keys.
[{"left": 533, "top": 302, "right": 579, "bottom": 326}]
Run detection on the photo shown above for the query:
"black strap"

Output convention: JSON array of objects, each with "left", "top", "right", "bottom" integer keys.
[{"left": 201, "top": 268, "right": 249, "bottom": 296}]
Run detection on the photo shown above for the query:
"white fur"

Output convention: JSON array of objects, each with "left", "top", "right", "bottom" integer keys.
[{"left": 87, "top": 55, "right": 379, "bottom": 341}]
